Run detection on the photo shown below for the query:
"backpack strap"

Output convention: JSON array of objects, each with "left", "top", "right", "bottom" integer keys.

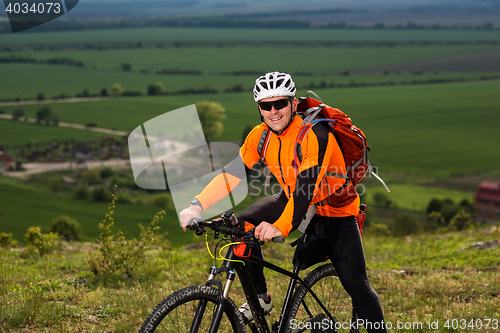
[
  {"left": 257, "top": 129, "right": 270, "bottom": 157},
  {"left": 257, "top": 129, "right": 272, "bottom": 187}
]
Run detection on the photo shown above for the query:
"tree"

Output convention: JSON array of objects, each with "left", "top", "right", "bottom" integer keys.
[
  {"left": 110, "top": 83, "right": 124, "bottom": 97},
  {"left": 196, "top": 101, "right": 226, "bottom": 141},
  {"left": 49, "top": 109, "right": 60, "bottom": 126},
  {"left": 12, "top": 107, "right": 24, "bottom": 121},
  {"left": 36, "top": 106, "right": 52, "bottom": 125},
  {"left": 147, "top": 81, "right": 164, "bottom": 95},
  {"left": 121, "top": 62, "right": 132, "bottom": 71}
]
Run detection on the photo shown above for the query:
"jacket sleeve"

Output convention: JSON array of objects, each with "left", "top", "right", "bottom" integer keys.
[
  {"left": 273, "top": 124, "right": 346, "bottom": 236},
  {"left": 195, "top": 126, "right": 263, "bottom": 210}
]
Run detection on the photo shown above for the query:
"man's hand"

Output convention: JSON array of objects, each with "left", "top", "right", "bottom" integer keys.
[
  {"left": 179, "top": 204, "right": 202, "bottom": 231},
  {"left": 254, "top": 222, "right": 283, "bottom": 242}
]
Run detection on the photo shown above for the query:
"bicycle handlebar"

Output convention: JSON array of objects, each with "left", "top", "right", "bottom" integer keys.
[{"left": 187, "top": 215, "right": 285, "bottom": 244}]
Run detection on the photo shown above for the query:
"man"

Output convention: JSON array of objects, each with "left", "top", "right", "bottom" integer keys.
[{"left": 180, "top": 71, "right": 387, "bottom": 332}]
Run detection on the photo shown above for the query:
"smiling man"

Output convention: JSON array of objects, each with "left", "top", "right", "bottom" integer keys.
[{"left": 179, "top": 71, "right": 387, "bottom": 331}]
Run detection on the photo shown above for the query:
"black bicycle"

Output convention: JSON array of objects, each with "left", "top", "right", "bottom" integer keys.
[{"left": 139, "top": 211, "right": 360, "bottom": 333}]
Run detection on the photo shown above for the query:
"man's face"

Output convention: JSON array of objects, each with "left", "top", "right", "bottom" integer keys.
[{"left": 258, "top": 96, "right": 296, "bottom": 133}]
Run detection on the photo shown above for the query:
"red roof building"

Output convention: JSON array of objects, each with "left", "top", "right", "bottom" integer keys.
[
  {"left": 474, "top": 181, "right": 500, "bottom": 223},
  {"left": 0, "top": 150, "right": 15, "bottom": 173}
]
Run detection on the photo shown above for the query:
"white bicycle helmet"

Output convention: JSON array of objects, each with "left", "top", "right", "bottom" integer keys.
[{"left": 253, "top": 71, "right": 296, "bottom": 102}]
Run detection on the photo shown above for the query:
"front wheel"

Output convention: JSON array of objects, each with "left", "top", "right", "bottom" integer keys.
[
  {"left": 139, "top": 285, "right": 245, "bottom": 333},
  {"left": 285, "top": 264, "right": 360, "bottom": 333}
]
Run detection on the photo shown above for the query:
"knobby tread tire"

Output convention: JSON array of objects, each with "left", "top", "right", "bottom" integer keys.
[
  {"left": 285, "top": 264, "right": 360, "bottom": 333},
  {"left": 139, "top": 285, "right": 245, "bottom": 333}
]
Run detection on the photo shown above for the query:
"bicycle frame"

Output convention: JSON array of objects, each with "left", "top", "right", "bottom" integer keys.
[{"left": 203, "top": 243, "right": 336, "bottom": 333}]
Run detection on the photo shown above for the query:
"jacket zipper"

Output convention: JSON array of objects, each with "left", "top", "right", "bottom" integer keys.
[{"left": 277, "top": 137, "right": 291, "bottom": 197}]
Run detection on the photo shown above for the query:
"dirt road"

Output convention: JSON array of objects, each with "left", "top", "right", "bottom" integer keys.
[{"left": 5, "top": 159, "right": 131, "bottom": 179}]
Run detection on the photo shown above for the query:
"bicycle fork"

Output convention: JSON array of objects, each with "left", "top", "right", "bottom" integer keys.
[{"left": 191, "top": 265, "right": 237, "bottom": 333}]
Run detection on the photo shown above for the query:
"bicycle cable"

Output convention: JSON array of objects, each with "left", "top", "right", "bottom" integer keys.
[{"left": 204, "top": 233, "right": 246, "bottom": 265}]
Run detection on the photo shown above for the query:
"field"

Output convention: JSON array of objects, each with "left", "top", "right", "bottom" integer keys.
[
  {"left": 0, "top": 22, "right": 499, "bottom": 333},
  {"left": 0, "top": 226, "right": 498, "bottom": 332},
  {"left": 1, "top": 26, "right": 500, "bottom": 244},
  {"left": 2, "top": 80, "right": 499, "bottom": 175}
]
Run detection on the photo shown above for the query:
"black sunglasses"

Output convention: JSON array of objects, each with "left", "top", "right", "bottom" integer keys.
[{"left": 258, "top": 97, "right": 293, "bottom": 111}]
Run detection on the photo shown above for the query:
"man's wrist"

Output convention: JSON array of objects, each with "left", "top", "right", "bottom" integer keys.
[{"left": 190, "top": 198, "right": 203, "bottom": 210}]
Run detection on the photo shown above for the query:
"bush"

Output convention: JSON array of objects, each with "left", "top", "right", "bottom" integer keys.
[
  {"left": 116, "top": 191, "right": 133, "bottom": 204},
  {"left": 25, "top": 226, "right": 60, "bottom": 256},
  {"left": 87, "top": 186, "right": 164, "bottom": 277},
  {"left": 0, "top": 232, "right": 17, "bottom": 248},
  {"left": 368, "top": 223, "right": 391, "bottom": 237},
  {"left": 373, "top": 192, "right": 392, "bottom": 208},
  {"left": 393, "top": 213, "right": 422, "bottom": 236},
  {"left": 80, "top": 169, "right": 101, "bottom": 184},
  {"left": 152, "top": 193, "right": 173, "bottom": 208},
  {"left": 50, "top": 215, "right": 82, "bottom": 242},
  {"left": 92, "top": 185, "right": 112, "bottom": 202},
  {"left": 72, "top": 182, "right": 90, "bottom": 200},
  {"left": 47, "top": 176, "right": 65, "bottom": 192},
  {"left": 449, "top": 210, "right": 475, "bottom": 231}
]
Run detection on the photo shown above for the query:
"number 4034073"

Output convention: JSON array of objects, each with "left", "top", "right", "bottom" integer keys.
[
  {"left": 444, "top": 318, "right": 499, "bottom": 330},
  {"left": 5, "top": 2, "right": 62, "bottom": 14}
]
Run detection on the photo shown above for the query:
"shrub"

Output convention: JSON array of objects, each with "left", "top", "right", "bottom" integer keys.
[
  {"left": 373, "top": 192, "right": 392, "bottom": 208},
  {"left": 0, "top": 232, "right": 17, "bottom": 248},
  {"left": 116, "top": 191, "right": 133, "bottom": 204},
  {"left": 50, "top": 215, "right": 82, "bottom": 242},
  {"left": 87, "top": 186, "right": 164, "bottom": 277},
  {"left": 100, "top": 167, "right": 115, "bottom": 178},
  {"left": 368, "top": 223, "right": 391, "bottom": 237},
  {"left": 47, "top": 176, "right": 65, "bottom": 192},
  {"left": 152, "top": 193, "right": 173, "bottom": 208},
  {"left": 80, "top": 169, "right": 101, "bottom": 184},
  {"left": 24, "top": 226, "right": 60, "bottom": 256},
  {"left": 449, "top": 210, "right": 475, "bottom": 231},
  {"left": 92, "top": 185, "right": 112, "bottom": 202},
  {"left": 393, "top": 213, "right": 422, "bottom": 236},
  {"left": 72, "top": 182, "right": 90, "bottom": 200}
]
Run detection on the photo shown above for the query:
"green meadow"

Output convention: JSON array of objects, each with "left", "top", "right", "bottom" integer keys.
[
  {"left": 1, "top": 25, "right": 499, "bottom": 333},
  {"left": 2, "top": 80, "right": 499, "bottom": 175},
  {"left": 2, "top": 27, "right": 500, "bottom": 44},
  {"left": 1, "top": 26, "right": 499, "bottom": 245}
]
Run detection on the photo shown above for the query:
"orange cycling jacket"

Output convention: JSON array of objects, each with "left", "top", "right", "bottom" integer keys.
[{"left": 195, "top": 115, "right": 359, "bottom": 237}]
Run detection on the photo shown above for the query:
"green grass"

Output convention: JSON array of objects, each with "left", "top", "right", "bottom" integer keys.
[
  {"left": 2, "top": 27, "right": 500, "bottom": 45},
  {"left": 2, "top": 43, "right": 499, "bottom": 100},
  {"left": 7, "top": 44, "right": 499, "bottom": 72},
  {"left": 1, "top": 226, "right": 498, "bottom": 332},
  {"left": 364, "top": 183, "right": 473, "bottom": 212},
  {"left": 3, "top": 79, "right": 500, "bottom": 176},
  {"left": 0, "top": 117, "right": 107, "bottom": 146},
  {"left": 0, "top": 175, "right": 193, "bottom": 248}
]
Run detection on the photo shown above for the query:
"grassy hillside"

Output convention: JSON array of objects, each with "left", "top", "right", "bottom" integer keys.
[
  {"left": 0, "top": 226, "right": 498, "bottom": 332},
  {"left": 0, "top": 175, "right": 193, "bottom": 247}
]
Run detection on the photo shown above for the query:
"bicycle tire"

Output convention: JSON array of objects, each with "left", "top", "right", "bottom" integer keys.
[
  {"left": 285, "top": 264, "right": 360, "bottom": 333},
  {"left": 139, "top": 285, "right": 246, "bottom": 333}
]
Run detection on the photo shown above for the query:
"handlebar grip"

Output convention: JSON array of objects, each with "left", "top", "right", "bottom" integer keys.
[
  {"left": 187, "top": 218, "right": 205, "bottom": 236},
  {"left": 187, "top": 217, "right": 203, "bottom": 228},
  {"left": 272, "top": 236, "right": 285, "bottom": 243}
]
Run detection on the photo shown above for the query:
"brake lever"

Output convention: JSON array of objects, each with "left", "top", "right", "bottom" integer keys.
[{"left": 187, "top": 218, "right": 205, "bottom": 236}]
